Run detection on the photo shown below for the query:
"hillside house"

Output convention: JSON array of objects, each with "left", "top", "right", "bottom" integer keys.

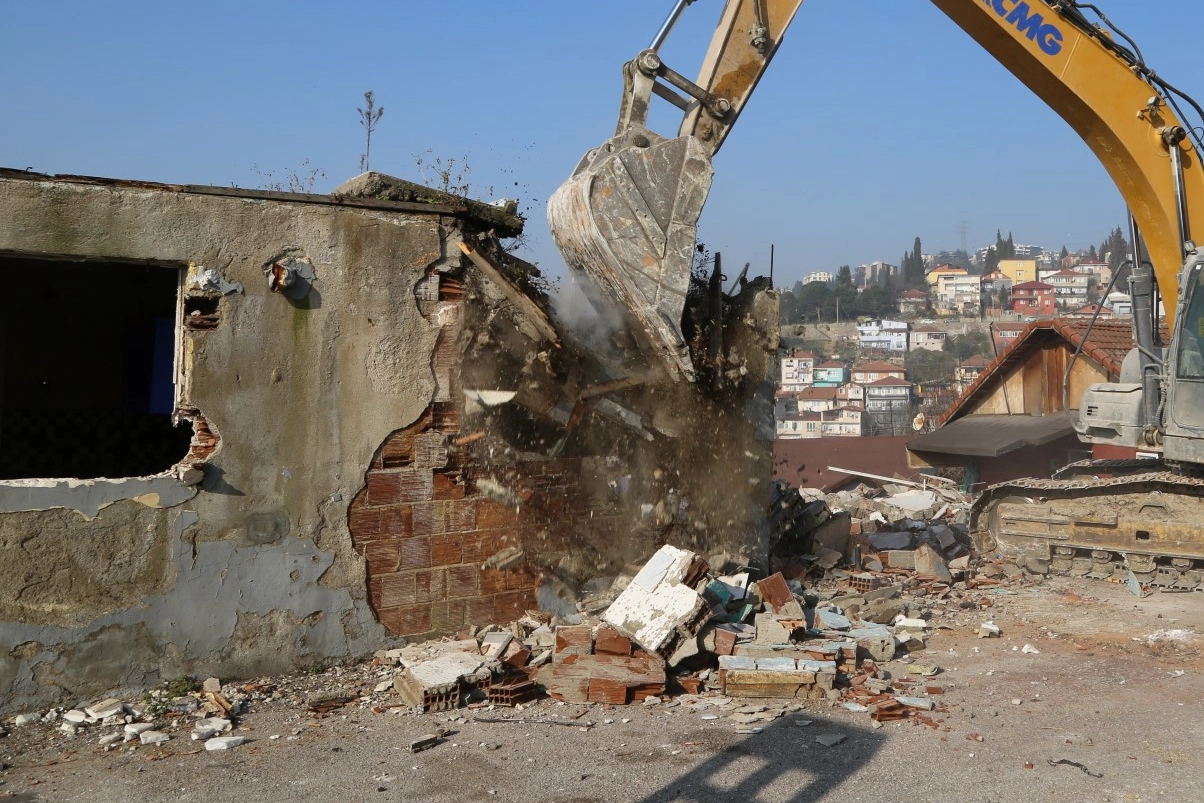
[
  {"left": 907, "top": 319, "right": 1146, "bottom": 488},
  {"left": 813, "top": 360, "right": 850, "bottom": 387},
  {"left": 909, "top": 326, "right": 947, "bottom": 352},
  {"left": 898, "top": 289, "right": 929, "bottom": 316},
  {"left": 1010, "top": 281, "right": 1056, "bottom": 318},
  {"left": 780, "top": 349, "right": 817, "bottom": 391},
  {"left": 851, "top": 360, "right": 906, "bottom": 385}
]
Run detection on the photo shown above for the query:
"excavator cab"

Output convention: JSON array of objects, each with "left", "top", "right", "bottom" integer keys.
[{"left": 547, "top": 0, "right": 804, "bottom": 382}]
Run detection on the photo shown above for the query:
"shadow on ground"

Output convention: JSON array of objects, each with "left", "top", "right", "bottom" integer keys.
[{"left": 635, "top": 709, "right": 884, "bottom": 803}]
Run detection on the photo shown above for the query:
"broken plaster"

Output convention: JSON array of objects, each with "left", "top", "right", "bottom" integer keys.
[
  {"left": 188, "top": 264, "right": 245, "bottom": 295},
  {"left": 0, "top": 509, "right": 384, "bottom": 712},
  {"left": 0, "top": 474, "right": 196, "bottom": 518}
]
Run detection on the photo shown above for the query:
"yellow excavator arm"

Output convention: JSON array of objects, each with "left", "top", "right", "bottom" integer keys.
[{"left": 549, "top": 0, "right": 1204, "bottom": 380}]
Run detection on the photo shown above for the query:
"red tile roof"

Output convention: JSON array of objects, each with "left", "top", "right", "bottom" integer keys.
[
  {"left": 900, "top": 289, "right": 928, "bottom": 299},
  {"left": 866, "top": 376, "right": 913, "bottom": 387},
  {"left": 798, "top": 387, "right": 839, "bottom": 400},
  {"left": 1012, "top": 281, "right": 1054, "bottom": 291},
  {"left": 816, "top": 360, "right": 846, "bottom": 369},
  {"left": 958, "top": 355, "right": 989, "bottom": 368}
]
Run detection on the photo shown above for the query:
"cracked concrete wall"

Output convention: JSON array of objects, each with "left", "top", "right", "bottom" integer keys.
[{"left": 0, "top": 172, "right": 500, "bottom": 712}]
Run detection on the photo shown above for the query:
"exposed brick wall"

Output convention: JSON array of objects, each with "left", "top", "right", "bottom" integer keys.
[
  {"left": 349, "top": 264, "right": 632, "bottom": 640},
  {"left": 349, "top": 403, "right": 540, "bottom": 640}
]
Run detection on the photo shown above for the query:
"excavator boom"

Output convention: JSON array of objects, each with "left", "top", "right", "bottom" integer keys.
[{"left": 549, "top": 0, "right": 1204, "bottom": 379}]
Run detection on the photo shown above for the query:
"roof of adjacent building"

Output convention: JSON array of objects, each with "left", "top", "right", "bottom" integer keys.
[
  {"left": 911, "top": 326, "right": 945, "bottom": 334},
  {"left": 1049, "top": 269, "right": 1091, "bottom": 278},
  {"left": 866, "top": 376, "right": 913, "bottom": 387},
  {"left": 958, "top": 355, "right": 990, "bottom": 368},
  {"left": 798, "top": 387, "right": 839, "bottom": 400},
  {"left": 1071, "top": 304, "right": 1112, "bottom": 315},
  {"left": 784, "top": 349, "right": 817, "bottom": 359},
  {"left": 816, "top": 360, "right": 847, "bottom": 369},
  {"left": 937, "top": 318, "right": 1154, "bottom": 425},
  {"left": 991, "top": 322, "right": 1028, "bottom": 333},
  {"left": 1011, "top": 281, "right": 1054, "bottom": 291},
  {"left": 900, "top": 289, "right": 929, "bottom": 299},
  {"left": 908, "top": 413, "right": 1076, "bottom": 458},
  {"left": 775, "top": 435, "right": 921, "bottom": 491}
]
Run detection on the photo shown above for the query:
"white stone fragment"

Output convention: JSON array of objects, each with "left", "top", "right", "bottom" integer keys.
[
  {"left": 63, "top": 709, "right": 88, "bottom": 723},
  {"left": 125, "top": 722, "right": 157, "bottom": 736},
  {"left": 205, "top": 736, "right": 245, "bottom": 751},
  {"left": 140, "top": 730, "right": 171, "bottom": 745},
  {"left": 85, "top": 699, "right": 125, "bottom": 719},
  {"left": 13, "top": 713, "right": 38, "bottom": 727},
  {"left": 99, "top": 733, "right": 124, "bottom": 746}
]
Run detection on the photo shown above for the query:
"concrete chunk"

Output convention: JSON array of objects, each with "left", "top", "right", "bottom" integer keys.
[{"left": 204, "top": 736, "right": 245, "bottom": 751}]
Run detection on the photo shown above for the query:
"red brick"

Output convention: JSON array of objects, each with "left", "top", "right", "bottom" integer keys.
[
  {"left": 398, "top": 469, "right": 434, "bottom": 503},
  {"left": 413, "top": 431, "right": 449, "bottom": 470},
  {"left": 494, "top": 590, "right": 533, "bottom": 623},
  {"left": 430, "top": 600, "right": 467, "bottom": 634},
  {"left": 414, "top": 569, "right": 447, "bottom": 603},
  {"left": 411, "top": 501, "right": 436, "bottom": 537},
  {"left": 713, "top": 627, "right": 738, "bottom": 656},
  {"left": 379, "top": 430, "right": 416, "bottom": 468},
  {"left": 378, "top": 572, "right": 416, "bottom": 608},
  {"left": 476, "top": 501, "right": 518, "bottom": 529},
  {"left": 430, "top": 402, "right": 459, "bottom": 432},
  {"left": 755, "top": 572, "right": 795, "bottom": 613},
  {"left": 392, "top": 603, "right": 433, "bottom": 636},
  {"left": 347, "top": 506, "right": 380, "bottom": 541},
  {"left": 587, "top": 677, "right": 629, "bottom": 705},
  {"left": 430, "top": 534, "right": 463, "bottom": 567},
  {"left": 594, "top": 626, "right": 633, "bottom": 657},
  {"left": 360, "top": 540, "right": 399, "bottom": 574},
  {"left": 554, "top": 625, "right": 594, "bottom": 660},
  {"left": 379, "top": 505, "right": 413, "bottom": 539},
  {"left": 445, "top": 499, "right": 476, "bottom": 532},
  {"left": 365, "top": 472, "right": 401, "bottom": 507},
  {"left": 445, "top": 565, "right": 481, "bottom": 598},
  {"left": 367, "top": 576, "right": 385, "bottom": 611},
  {"left": 432, "top": 472, "right": 466, "bottom": 500},
  {"left": 465, "top": 596, "right": 497, "bottom": 626},
  {"left": 505, "top": 567, "right": 536, "bottom": 591},
  {"left": 479, "top": 568, "right": 507, "bottom": 596},
  {"left": 398, "top": 537, "right": 432, "bottom": 570}
]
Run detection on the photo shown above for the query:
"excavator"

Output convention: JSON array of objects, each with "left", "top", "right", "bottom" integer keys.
[{"left": 547, "top": 0, "right": 1204, "bottom": 588}]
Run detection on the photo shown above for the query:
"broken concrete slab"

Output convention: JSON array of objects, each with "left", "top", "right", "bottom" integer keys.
[
  {"left": 602, "top": 546, "right": 709, "bottom": 659},
  {"left": 914, "top": 544, "right": 953, "bottom": 584}
]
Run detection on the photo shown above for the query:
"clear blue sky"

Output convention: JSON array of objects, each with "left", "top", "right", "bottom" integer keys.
[{"left": 3, "top": 1, "right": 1200, "bottom": 289}]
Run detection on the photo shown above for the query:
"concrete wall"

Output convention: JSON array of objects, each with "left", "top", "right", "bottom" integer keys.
[{"left": 0, "top": 171, "right": 505, "bottom": 711}]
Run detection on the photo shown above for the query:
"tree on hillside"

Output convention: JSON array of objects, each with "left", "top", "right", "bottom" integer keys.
[
  {"left": 836, "top": 265, "right": 853, "bottom": 287},
  {"left": 984, "top": 245, "right": 999, "bottom": 274}
]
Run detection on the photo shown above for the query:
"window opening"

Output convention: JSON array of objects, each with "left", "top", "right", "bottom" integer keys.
[{"left": 0, "top": 256, "right": 193, "bottom": 479}]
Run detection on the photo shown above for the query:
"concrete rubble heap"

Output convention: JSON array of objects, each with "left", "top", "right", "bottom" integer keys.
[{"left": 5, "top": 481, "right": 1056, "bottom": 747}]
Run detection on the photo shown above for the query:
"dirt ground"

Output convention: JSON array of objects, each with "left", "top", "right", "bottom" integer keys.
[{"left": 2, "top": 576, "right": 1202, "bottom": 803}]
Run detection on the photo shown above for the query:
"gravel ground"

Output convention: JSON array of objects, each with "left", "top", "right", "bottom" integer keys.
[{"left": 2, "top": 576, "right": 1201, "bottom": 803}]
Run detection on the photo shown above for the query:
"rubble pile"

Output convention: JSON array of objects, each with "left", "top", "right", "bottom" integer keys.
[{"left": 3, "top": 479, "right": 1056, "bottom": 747}]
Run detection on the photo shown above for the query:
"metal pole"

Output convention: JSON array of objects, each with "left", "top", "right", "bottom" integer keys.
[{"left": 650, "top": 0, "right": 695, "bottom": 51}]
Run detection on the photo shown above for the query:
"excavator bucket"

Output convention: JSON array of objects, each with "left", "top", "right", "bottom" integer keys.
[{"left": 547, "top": 129, "right": 714, "bottom": 382}]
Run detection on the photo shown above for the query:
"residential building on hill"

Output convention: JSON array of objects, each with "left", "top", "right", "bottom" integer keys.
[
  {"left": 813, "top": 360, "right": 849, "bottom": 387},
  {"left": 780, "top": 349, "right": 816, "bottom": 391},
  {"left": 1010, "top": 281, "right": 1056, "bottom": 318},
  {"left": 909, "top": 326, "right": 947, "bottom": 352}
]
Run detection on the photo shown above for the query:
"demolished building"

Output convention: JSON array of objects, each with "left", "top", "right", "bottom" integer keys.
[{"left": 0, "top": 168, "right": 781, "bottom": 712}]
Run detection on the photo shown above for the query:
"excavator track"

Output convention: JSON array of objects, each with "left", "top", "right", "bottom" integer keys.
[{"left": 971, "top": 461, "right": 1204, "bottom": 590}]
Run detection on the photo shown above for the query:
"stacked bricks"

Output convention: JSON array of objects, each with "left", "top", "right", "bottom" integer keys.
[
  {"left": 349, "top": 404, "right": 538, "bottom": 640},
  {"left": 349, "top": 265, "right": 627, "bottom": 640}
]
